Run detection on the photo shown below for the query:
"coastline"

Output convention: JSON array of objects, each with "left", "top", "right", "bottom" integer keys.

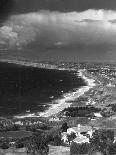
[{"left": 14, "top": 69, "right": 96, "bottom": 119}]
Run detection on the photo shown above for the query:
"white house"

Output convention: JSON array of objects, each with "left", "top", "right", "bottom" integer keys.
[{"left": 61, "top": 124, "right": 93, "bottom": 144}]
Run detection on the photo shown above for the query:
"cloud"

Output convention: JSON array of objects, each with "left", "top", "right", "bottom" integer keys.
[
  {"left": 1, "top": 9, "right": 116, "bottom": 49},
  {"left": 0, "top": 0, "right": 15, "bottom": 23},
  {"left": 0, "top": 26, "right": 18, "bottom": 49},
  {"left": 12, "top": 0, "right": 116, "bottom": 13}
]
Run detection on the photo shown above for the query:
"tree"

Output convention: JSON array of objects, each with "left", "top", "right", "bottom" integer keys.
[
  {"left": 90, "top": 129, "right": 114, "bottom": 155},
  {"left": 67, "top": 132, "right": 76, "bottom": 145},
  {"left": 108, "top": 142, "right": 116, "bottom": 155},
  {"left": 27, "top": 133, "right": 49, "bottom": 155},
  {"left": 54, "top": 132, "right": 63, "bottom": 146},
  {"left": 0, "top": 141, "right": 9, "bottom": 149},
  {"left": 61, "top": 122, "right": 69, "bottom": 132},
  {"left": 16, "top": 132, "right": 49, "bottom": 155},
  {"left": 70, "top": 142, "right": 90, "bottom": 155}
]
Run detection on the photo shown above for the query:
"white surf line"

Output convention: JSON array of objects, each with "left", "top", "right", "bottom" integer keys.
[
  {"left": 40, "top": 69, "right": 96, "bottom": 117},
  {"left": 14, "top": 69, "right": 96, "bottom": 119},
  {"left": 0, "top": 59, "right": 57, "bottom": 70}
]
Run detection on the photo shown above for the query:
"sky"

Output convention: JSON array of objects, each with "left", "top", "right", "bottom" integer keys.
[{"left": 0, "top": 0, "right": 116, "bottom": 63}]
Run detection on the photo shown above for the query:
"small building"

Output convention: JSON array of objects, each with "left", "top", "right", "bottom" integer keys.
[
  {"left": 73, "top": 135, "right": 90, "bottom": 144},
  {"left": 61, "top": 124, "right": 93, "bottom": 145},
  {"left": 68, "top": 124, "right": 93, "bottom": 136}
]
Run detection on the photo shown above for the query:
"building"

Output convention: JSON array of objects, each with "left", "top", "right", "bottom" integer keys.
[{"left": 61, "top": 124, "right": 93, "bottom": 144}]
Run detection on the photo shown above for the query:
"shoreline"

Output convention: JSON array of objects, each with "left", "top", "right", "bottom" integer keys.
[{"left": 14, "top": 69, "right": 96, "bottom": 119}]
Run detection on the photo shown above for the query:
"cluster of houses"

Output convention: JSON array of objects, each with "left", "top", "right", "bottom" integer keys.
[
  {"left": 14, "top": 119, "right": 42, "bottom": 126},
  {"left": 0, "top": 118, "right": 43, "bottom": 132},
  {"left": 61, "top": 124, "right": 94, "bottom": 145}
]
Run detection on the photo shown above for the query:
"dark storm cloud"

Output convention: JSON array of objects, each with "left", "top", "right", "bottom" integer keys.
[
  {"left": 1, "top": 10, "right": 116, "bottom": 50},
  {"left": 0, "top": 0, "right": 15, "bottom": 23},
  {"left": 13, "top": 0, "right": 116, "bottom": 13},
  {"left": 1, "top": 0, "right": 116, "bottom": 62}
]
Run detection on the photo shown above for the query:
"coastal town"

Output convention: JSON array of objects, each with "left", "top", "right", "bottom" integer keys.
[
  {"left": 1, "top": 0, "right": 116, "bottom": 154},
  {"left": 0, "top": 62, "right": 116, "bottom": 154}
]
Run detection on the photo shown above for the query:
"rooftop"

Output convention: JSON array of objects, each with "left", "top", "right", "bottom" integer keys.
[{"left": 70, "top": 125, "right": 92, "bottom": 133}]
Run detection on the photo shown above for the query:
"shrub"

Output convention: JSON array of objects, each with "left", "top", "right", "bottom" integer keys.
[
  {"left": 12, "top": 124, "right": 20, "bottom": 131},
  {"left": 61, "top": 122, "right": 69, "bottom": 132},
  {"left": 108, "top": 142, "right": 116, "bottom": 155},
  {"left": 90, "top": 129, "right": 114, "bottom": 155},
  {"left": 63, "top": 106, "right": 100, "bottom": 117},
  {"left": 46, "top": 131, "right": 62, "bottom": 146},
  {"left": 46, "top": 127, "right": 63, "bottom": 146},
  {"left": 15, "top": 132, "right": 50, "bottom": 154},
  {"left": 26, "top": 123, "right": 49, "bottom": 132},
  {"left": 0, "top": 142, "right": 9, "bottom": 149},
  {"left": 70, "top": 142, "right": 90, "bottom": 155},
  {"left": 16, "top": 142, "right": 24, "bottom": 148},
  {"left": 67, "top": 132, "right": 76, "bottom": 145},
  {"left": 27, "top": 133, "right": 49, "bottom": 154},
  {"left": 70, "top": 129, "right": 116, "bottom": 155}
]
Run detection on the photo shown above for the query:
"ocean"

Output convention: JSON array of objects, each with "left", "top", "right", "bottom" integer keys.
[{"left": 0, "top": 61, "right": 86, "bottom": 117}]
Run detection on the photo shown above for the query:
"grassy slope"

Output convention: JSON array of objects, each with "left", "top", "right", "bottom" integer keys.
[{"left": 49, "top": 145, "right": 70, "bottom": 155}]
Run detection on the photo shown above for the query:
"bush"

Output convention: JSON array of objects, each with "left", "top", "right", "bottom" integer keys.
[
  {"left": 53, "top": 133, "right": 62, "bottom": 146},
  {"left": 12, "top": 124, "right": 20, "bottom": 131},
  {"left": 70, "top": 129, "right": 115, "bottom": 155},
  {"left": 67, "top": 132, "right": 76, "bottom": 145},
  {"left": 16, "top": 143, "right": 24, "bottom": 148},
  {"left": 0, "top": 142, "right": 9, "bottom": 149},
  {"left": 26, "top": 123, "right": 49, "bottom": 132},
  {"left": 61, "top": 122, "right": 69, "bottom": 132},
  {"left": 63, "top": 106, "right": 100, "bottom": 117},
  {"left": 45, "top": 127, "right": 63, "bottom": 146},
  {"left": 70, "top": 142, "right": 90, "bottom": 155},
  {"left": 90, "top": 129, "right": 114, "bottom": 155},
  {"left": 46, "top": 131, "right": 62, "bottom": 146},
  {"left": 108, "top": 142, "right": 116, "bottom": 155},
  {"left": 27, "top": 133, "right": 49, "bottom": 154},
  {"left": 0, "top": 124, "right": 20, "bottom": 132}
]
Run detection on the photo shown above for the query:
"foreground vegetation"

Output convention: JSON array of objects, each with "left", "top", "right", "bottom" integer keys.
[{"left": 0, "top": 117, "right": 116, "bottom": 155}]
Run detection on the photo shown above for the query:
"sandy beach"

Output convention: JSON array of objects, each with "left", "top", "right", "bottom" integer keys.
[{"left": 15, "top": 69, "right": 96, "bottom": 119}]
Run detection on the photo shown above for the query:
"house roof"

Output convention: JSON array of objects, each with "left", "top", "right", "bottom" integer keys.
[
  {"left": 70, "top": 125, "right": 92, "bottom": 133},
  {"left": 73, "top": 135, "right": 89, "bottom": 144}
]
